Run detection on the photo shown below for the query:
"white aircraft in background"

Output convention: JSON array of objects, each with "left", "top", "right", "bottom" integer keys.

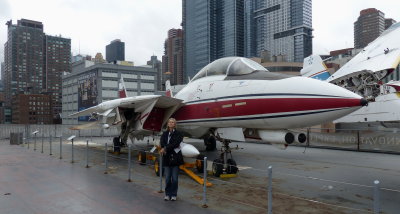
[
  {"left": 302, "top": 22, "right": 400, "bottom": 100},
  {"left": 301, "top": 22, "right": 400, "bottom": 128},
  {"left": 302, "top": 54, "right": 400, "bottom": 127},
  {"left": 70, "top": 57, "right": 367, "bottom": 176}
]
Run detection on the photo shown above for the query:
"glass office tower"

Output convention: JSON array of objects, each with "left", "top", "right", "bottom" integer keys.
[
  {"left": 183, "top": 0, "right": 244, "bottom": 81},
  {"left": 252, "top": 0, "right": 312, "bottom": 62}
]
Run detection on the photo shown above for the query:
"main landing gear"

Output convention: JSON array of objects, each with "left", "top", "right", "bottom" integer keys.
[
  {"left": 112, "top": 136, "right": 127, "bottom": 154},
  {"left": 210, "top": 139, "right": 238, "bottom": 177}
]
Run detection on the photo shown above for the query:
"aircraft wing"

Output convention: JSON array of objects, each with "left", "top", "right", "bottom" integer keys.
[
  {"left": 69, "top": 95, "right": 184, "bottom": 135},
  {"left": 69, "top": 95, "right": 163, "bottom": 118},
  {"left": 326, "top": 22, "right": 400, "bottom": 99},
  {"left": 69, "top": 105, "right": 101, "bottom": 117}
]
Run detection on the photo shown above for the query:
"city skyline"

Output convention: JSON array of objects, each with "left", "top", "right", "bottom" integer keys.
[{"left": 0, "top": 0, "right": 399, "bottom": 66}]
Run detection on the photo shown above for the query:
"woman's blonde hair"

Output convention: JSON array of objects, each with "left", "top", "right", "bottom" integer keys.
[{"left": 168, "top": 118, "right": 177, "bottom": 128}]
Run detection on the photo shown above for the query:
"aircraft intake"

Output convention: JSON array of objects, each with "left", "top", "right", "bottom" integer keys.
[{"left": 295, "top": 133, "right": 307, "bottom": 143}]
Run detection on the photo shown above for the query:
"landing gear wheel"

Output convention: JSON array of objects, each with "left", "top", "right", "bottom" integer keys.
[
  {"left": 154, "top": 157, "right": 164, "bottom": 176},
  {"left": 204, "top": 136, "right": 217, "bottom": 151},
  {"left": 226, "top": 159, "right": 238, "bottom": 174},
  {"left": 212, "top": 159, "right": 224, "bottom": 177},
  {"left": 138, "top": 151, "right": 146, "bottom": 165},
  {"left": 196, "top": 154, "right": 205, "bottom": 173},
  {"left": 113, "top": 137, "right": 121, "bottom": 153}
]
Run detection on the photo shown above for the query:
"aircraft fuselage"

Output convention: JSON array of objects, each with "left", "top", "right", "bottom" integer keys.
[{"left": 173, "top": 75, "right": 365, "bottom": 137}]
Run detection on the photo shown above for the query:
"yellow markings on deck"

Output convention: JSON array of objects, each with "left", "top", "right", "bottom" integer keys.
[{"left": 219, "top": 174, "right": 237, "bottom": 178}]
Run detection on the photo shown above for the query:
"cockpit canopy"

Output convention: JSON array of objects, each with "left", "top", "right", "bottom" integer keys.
[{"left": 191, "top": 57, "right": 270, "bottom": 82}]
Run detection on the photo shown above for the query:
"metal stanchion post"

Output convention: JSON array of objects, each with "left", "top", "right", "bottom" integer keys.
[
  {"left": 158, "top": 153, "right": 163, "bottom": 193},
  {"left": 49, "top": 135, "right": 52, "bottom": 155},
  {"left": 104, "top": 143, "right": 108, "bottom": 174},
  {"left": 34, "top": 133, "right": 37, "bottom": 151},
  {"left": 268, "top": 166, "right": 273, "bottom": 214},
  {"left": 71, "top": 139, "right": 74, "bottom": 163},
  {"left": 85, "top": 140, "right": 89, "bottom": 168},
  {"left": 59, "top": 137, "right": 63, "bottom": 159},
  {"left": 27, "top": 137, "right": 30, "bottom": 149},
  {"left": 202, "top": 157, "right": 208, "bottom": 208},
  {"left": 41, "top": 132, "right": 44, "bottom": 153},
  {"left": 127, "top": 145, "right": 132, "bottom": 182},
  {"left": 374, "top": 180, "right": 380, "bottom": 214}
]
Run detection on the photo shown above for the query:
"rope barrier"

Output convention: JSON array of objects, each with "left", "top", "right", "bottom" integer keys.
[
  {"left": 20, "top": 136, "right": 399, "bottom": 213},
  {"left": 36, "top": 139, "right": 400, "bottom": 194}
]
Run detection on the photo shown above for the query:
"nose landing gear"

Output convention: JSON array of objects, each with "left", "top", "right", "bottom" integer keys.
[{"left": 211, "top": 139, "right": 238, "bottom": 177}]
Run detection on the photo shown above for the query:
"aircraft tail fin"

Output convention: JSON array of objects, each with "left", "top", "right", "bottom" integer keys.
[
  {"left": 118, "top": 77, "right": 128, "bottom": 98},
  {"left": 300, "top": 55, "right": 331, "bottom": 80},
  {"left": 165, "top": 80, "right": 173, "bottom": 97}
]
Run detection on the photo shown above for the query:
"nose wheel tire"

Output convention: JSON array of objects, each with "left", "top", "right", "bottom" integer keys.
[
  {"left": 226, "top": 159, "right": 238, "bottom": 174},
  {"left": 212, "top": 159, "right": 224, "bottom": 177}
]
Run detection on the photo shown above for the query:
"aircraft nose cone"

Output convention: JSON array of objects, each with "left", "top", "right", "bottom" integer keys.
[{"left": 360, "top": 98, "right": 368, "bottom": 106}]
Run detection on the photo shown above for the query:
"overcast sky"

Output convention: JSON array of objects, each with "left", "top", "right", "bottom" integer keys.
[{"left": 1, "top": 0, "right": 399, "bottom": 66}]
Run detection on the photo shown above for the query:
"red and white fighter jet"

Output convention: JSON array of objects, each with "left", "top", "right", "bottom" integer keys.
[{"left": 70, "top": 57, "right": 367, "bottom": 176}]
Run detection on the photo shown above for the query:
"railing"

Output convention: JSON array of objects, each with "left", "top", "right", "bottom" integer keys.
[
  {"left": 291, "top": 127, "right": 400, "bottom": 154},
  {"left": 9, "top": 133, "right": 398, "bottom": 214}
]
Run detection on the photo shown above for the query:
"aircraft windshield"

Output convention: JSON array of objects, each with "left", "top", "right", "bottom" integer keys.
[{"left": 191, "top": 57, "right": 268, "bottom": 82}]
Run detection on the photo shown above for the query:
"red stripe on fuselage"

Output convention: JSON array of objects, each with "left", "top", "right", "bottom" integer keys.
[{"left": 173, "top": 98, "right": 361, "bottom": 121}]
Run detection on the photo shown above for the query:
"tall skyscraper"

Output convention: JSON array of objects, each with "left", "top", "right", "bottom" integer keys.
[
  {"left": 244, "top": 0, "right": 256, "bottom": 57},
  {"left": 183, "top": 0, "right": 245, "bottom": 80},
  {"left": 4, "top": 19, "right": 44, "bottom": 108},
  {"left": 45, "top": 35, "right": 71, "bottom": 123},
  {"left": 251, "top": 0, "right": 312, "bottom": 62},
  {"left": 4, "top": 19, "right": 71, "bottom": 124},
  {"left": 106, "top": 39, "right": 125, "bottom": 63},
  {"left": 354, "top": 8, "right": 385, "bottom": 49},
  {"left": 162, "top": 29, "right": 184, "bottom": 86}
]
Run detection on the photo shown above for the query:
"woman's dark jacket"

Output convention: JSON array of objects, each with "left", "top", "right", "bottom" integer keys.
[{"left": 160, "top": 129, "right": 184, "bottom": 166}]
